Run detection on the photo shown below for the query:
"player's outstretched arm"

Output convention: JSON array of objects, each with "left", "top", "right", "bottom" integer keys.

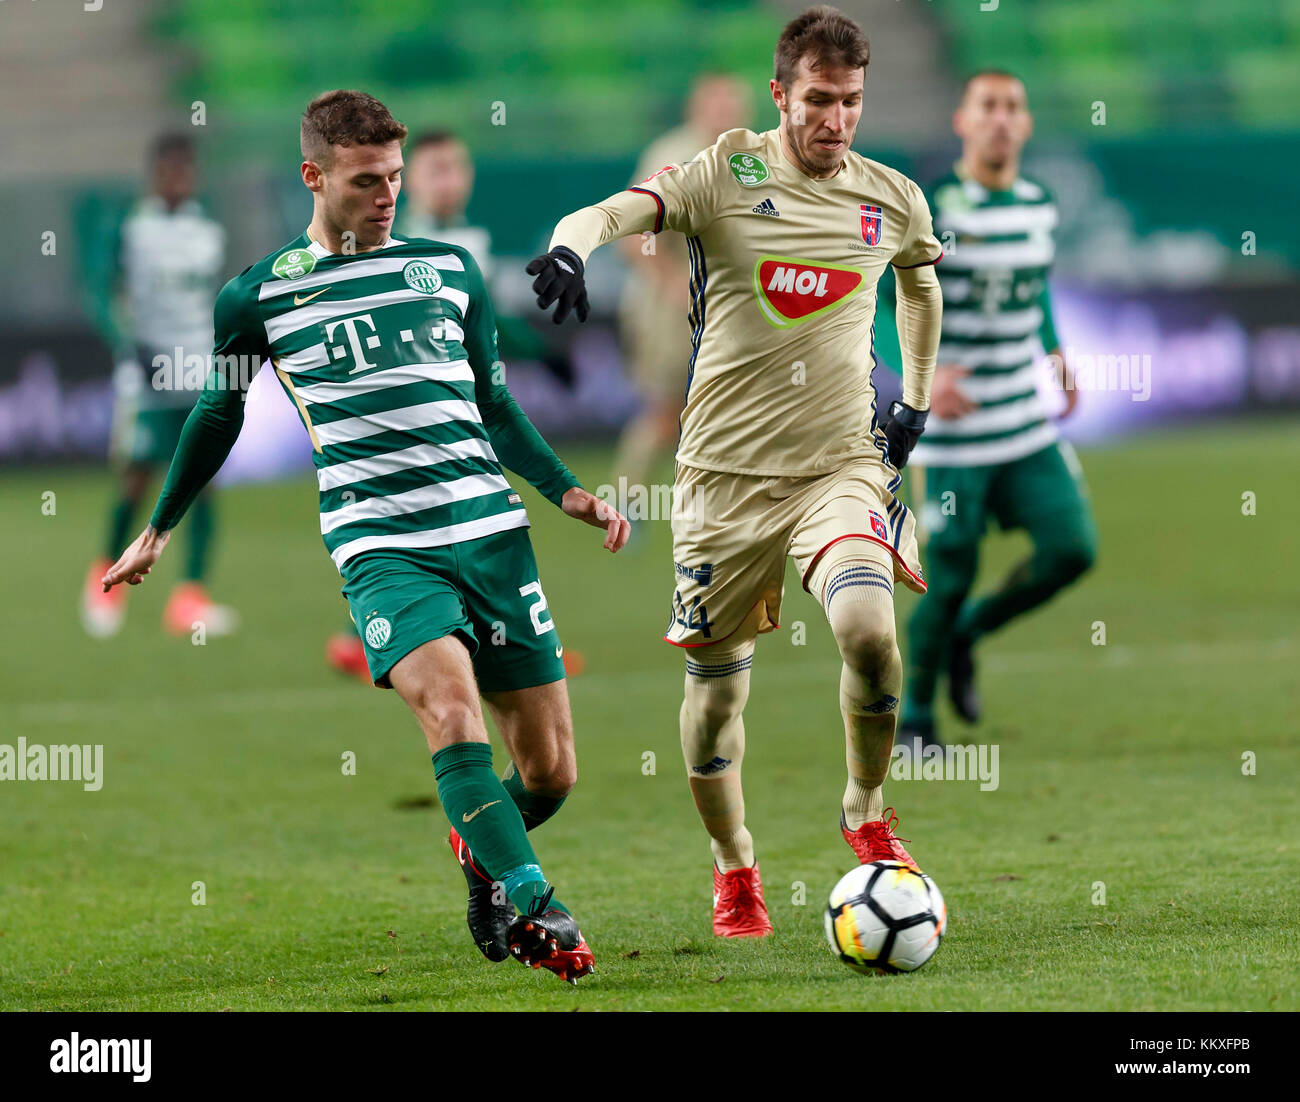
[
  {"left": 883, "top": 262, "right": 944, "bottom": 469},
  {"left": 526, "top": 190, "right": 662, "bottom": 324},
  {"left": 103, "top": 525, "right": 170, "bottom": 590},
  {"left": 460, "top": 250, "right": 630, "bottom": 551},
  {"left": 560, "top": 487, "right": 630, "bottom": 553},
  {"left": 102, "top": 378, "right": 248, "bottom": 590}
]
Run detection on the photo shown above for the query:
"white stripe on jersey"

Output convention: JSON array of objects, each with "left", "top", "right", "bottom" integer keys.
[
  {"left": 936, "top": 204, "right": 1058, "bottom": 237},
  {"left": 319, "top": 471, "right": 511, "bottom": 535},
  {"left": 275, "top": 343, "right": 331, "bottom": 372},
  {"left": 937, "top": 239, "right": 1054, "bottom": 270},
  {"left": 330, "top": 509, "right": 530, "bottom": 568},
  {"left": 912, "top": 422, "right": 1058, "bottom": 467},
  {"left": 942, "top": 305, "right": 1043, "bottom": 339},
  {"left": 294, "top": 360, "right": 474, "bottom": 405},
  {"left": 316, "top": 437, "right": 501, "bottom": 492},
  {"left": 957, "top": 364, "right": 1042, "bottom": 401},
  {"left": 937, "top": 276, "right": 973, "bottom": 302},
  {"left": 257, "top": 253, "right": 466, "bottom": 300},
  {"left": 939, "top": 335, "right": 1040, "bottom": 367},
  {"left": 924, "top": 394, "right": 1046, "bottom": 438},
  {"left": 314, "top": 398, "right": 482, "bottom": 448},
  {"left": 265, "top": 286, "right": 471, "bottom": 343}
]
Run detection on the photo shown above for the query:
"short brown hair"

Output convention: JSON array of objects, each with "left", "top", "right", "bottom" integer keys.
[
  {"left": 300, "top": 90, "right": 408, "bottom": 166},
  {"left": 774, "top": 5, "right": 870, "bottom": 87}
]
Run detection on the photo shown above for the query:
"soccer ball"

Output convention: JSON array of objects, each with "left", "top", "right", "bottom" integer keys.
[{"left": 824, "top": 861, "right": 947, "bottom": 973}]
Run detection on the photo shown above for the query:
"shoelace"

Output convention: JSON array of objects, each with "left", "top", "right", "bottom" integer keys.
[
  {"left": 880, "top": 807, "right": 911, "bottom": 844},
  {"left": 720, "top": 870, "right": 758, "bottom": 911},
  {"left": 525, "top": 884, "right": 555, "bottom": 918}
]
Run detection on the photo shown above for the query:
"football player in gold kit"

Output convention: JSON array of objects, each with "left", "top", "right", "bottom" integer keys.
[{"left": 528, "top": 6, "right": 943, "bottom": 936}]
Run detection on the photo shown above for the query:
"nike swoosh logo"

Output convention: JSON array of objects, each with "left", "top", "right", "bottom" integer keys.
[
  {"left": 462, "top": 800, "right": 502, "bottom": 824},
  {"left": 293, "top": 286, "right": 331, "bottom": 305},
  {"left": 555, "top": 644, "right": 563, "bottom": 659}
]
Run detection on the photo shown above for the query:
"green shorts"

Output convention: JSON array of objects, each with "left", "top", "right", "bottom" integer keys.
[
  {"left": 122, "top": 406, "right": 193, "bottom": 466},
  {"left": 339, "top": 525, "right": 566, "bottom": 693},
  {"left": 919, "top": 441, "right": 1095, "bottom": 549}
]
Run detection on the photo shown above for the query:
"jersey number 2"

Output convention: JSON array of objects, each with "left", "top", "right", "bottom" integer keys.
[{"left": 518, "top": 580, "right": 555, "bottom": 636}]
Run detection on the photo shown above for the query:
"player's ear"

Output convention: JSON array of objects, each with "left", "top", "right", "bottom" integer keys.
[
  {"left": 301, "top": 160, "right": 323, "bottom": 192},
  {"left": 769, "top": 77, "right": 784, "bottom": 114}
]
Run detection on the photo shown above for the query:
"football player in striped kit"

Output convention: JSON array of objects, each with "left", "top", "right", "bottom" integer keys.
[
  {"left": 102, "top": 91, "right": 628, "bottom": 984},
  {"left": 81, "top": 134, "right": 237, "bottom": 639},
  {"left": 879, "top": 71, "right": 1097, "bottom": 747}
]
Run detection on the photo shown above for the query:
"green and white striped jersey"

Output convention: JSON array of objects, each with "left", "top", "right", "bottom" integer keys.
[
  {"left": 168, "top": 232, "right": 576, "bottom": 571},
  {"left": 909, "top": 169, "right": 1060, "bottom": 468}
]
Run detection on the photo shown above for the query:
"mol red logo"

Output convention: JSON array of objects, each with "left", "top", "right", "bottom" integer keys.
[{"left": 753, "top": 255, "right": 863, "bottom": 329}]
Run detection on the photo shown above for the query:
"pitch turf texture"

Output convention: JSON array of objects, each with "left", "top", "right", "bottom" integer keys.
[{"left": 2, "top": 420, "right": 1296, "bottom": 1012}]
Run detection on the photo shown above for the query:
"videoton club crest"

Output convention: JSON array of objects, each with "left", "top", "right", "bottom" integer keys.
[{"left": 860, "top": 203, "right": 883, "bottom": 246}]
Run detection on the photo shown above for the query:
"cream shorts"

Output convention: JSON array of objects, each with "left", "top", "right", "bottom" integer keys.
[{"left": 666, "top": 458, "right": 926, "bottom": 649}]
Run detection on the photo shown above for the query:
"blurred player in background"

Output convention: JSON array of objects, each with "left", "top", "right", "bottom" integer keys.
[
  {"left": 398, "top": 130, "right": 493, "bottom": 272},
  {"left": 614, "top": 73, "right": 750, "bottom": 491},
  {"left": 529, "top": 6, "right": 943, "bottom": 938},
  {"left": 80, "top": 133, "right": 236, "bottom": 639},
  {"left": 882, "top": 72, "right": 1096, "bottom": 748}
]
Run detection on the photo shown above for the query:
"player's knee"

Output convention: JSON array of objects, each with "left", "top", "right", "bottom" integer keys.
[
  {"left": 829, "top": 601, "right": 898, "bottom": 685},
  {"left": 689, "top": 681, "right": 749, "bottom": 736},
  {"left": 409, "top": 689, "right": 480, "bottom": 744},
  {"left": 516, "top": 750, "right": 577, "bottom": 798},
  {"left": 680, "top": 650, "right": 751, "bottom": 774},
  {"left": 1046, "top": 537, "right": 1096, "bottom": 587}
]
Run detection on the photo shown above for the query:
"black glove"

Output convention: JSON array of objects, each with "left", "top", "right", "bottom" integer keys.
[
  {"left": 882, "top": 400, "right": 927, "bottom": 469},
  {"left": 525, "top": 246, "right": 590, "bottom": 325}
]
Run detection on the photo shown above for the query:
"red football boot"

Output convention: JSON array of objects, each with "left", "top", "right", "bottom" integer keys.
[
  {"left": 81, "top": 557, "right": 127, "bottom": 638},
  {"left": 507, "top": 907, "right": 596, "bottom": 985},
  {"left": 163, "top": 582, "right": 239, "bottom": 637},
  {"left": 448, "top": 827, "right": 512, "bottom": 961},
  {"left": 841, "top": 807, "right": 919, "bottom": 871},
  {"left": 712, "top": 862, "right": 773, "bottom": 938},
  {"left": 326, "top": 632, "right": 372, "bottom": 683}
]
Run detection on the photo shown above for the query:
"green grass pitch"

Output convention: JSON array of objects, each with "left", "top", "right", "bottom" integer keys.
[{"left": 1, "top": 419, "right": 1296, "bottom": 1011}]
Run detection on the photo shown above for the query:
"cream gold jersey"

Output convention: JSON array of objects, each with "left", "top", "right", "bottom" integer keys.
[{"left": 558, "top": 128, "right": 942, "bottom": 477}]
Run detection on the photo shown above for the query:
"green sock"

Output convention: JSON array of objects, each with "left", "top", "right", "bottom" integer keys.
[
  {"left": 501, "top": 761, "right": 567, "bottom": 831},
  {"left": 106, "top": 497, "right": 138, "bottom": 559},
  {"left": 185, "top": 495, "right": 214, "bottom": 582},
  {"left": 433, "top": 743, "right": 566, "bottom": 915}
]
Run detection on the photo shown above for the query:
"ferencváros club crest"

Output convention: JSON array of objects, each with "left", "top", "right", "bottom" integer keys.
[
  {"left": 860, "top": 204, "right": 883, "bottom": 246},
  {"left": 402, "top": 260, "right": 443, "bottom": 295},
  {"left": 364, "top": 617, "right": 392, "bottom": 650}
]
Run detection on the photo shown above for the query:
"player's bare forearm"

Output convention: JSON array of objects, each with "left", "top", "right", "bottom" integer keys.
[
  {"left": 103, "top": 525, "right": 170, "bottom": 591},
  {"left": 560, "top": 486, "right": 630, "bottom": 553}
]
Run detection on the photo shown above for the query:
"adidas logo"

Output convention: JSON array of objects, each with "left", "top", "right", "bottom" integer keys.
[{"left": 751, "top": 198, "right": 779, "bottom": 217}]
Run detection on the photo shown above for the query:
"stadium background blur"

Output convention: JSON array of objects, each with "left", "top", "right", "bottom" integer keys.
[
  {"left": 2, "top": 1, "right": 1298, "bottom": 1012},
  {"left": 4, "top": 0, "right": 1299, "bottom": 468}
]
